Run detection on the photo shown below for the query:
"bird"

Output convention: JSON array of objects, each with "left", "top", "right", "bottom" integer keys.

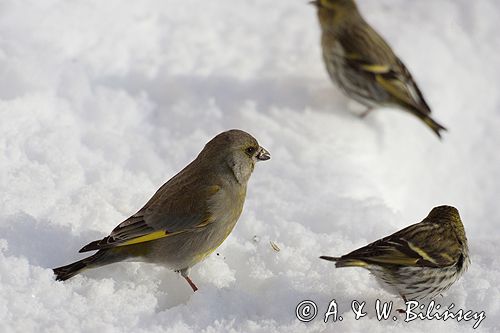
[
  {"left": 53, "top": 129, "right": 271, "bottom": 291},
  {"left": 310, "top": 0, "right": 447, "bottom": 138},
  {"left": 320, "top": 205, "right": 470, "bottom": 302}
]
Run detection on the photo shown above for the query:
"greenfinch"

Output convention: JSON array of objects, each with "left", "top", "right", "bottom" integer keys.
[
  {"left": 311, "top": 0, "right": 447, "bottom": 138},
  {"left": 53, "top": 129, "right": 270, "bottom": 291},
  {"left": 321, "top": 206, "right": 470, "bottom": 302}
]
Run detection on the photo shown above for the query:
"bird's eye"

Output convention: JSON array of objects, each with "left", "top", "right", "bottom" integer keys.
[{"left": 245, "top": 147, "right": 256, "bottom": 155}]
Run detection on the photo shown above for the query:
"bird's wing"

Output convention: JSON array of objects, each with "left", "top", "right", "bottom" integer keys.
[
  {"left": 338, "top": 30, "right": 431, "bottom": 114},
  {"left": 79, "top": 178, "right": 221, "bottom": 252},
  {"left": 339, "top": 221, "right": 461, "bottom": 268}
]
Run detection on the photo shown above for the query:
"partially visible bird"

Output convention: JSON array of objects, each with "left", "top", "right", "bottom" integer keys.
[
  {"left": 320, "top": 206, "right": 470, "bottom": 302},
  {"left": 53, "top": 129, "right": 271, "bottom": 292},
  {"left": 311, "top": 0, "right": 447, "bottom": 138}
]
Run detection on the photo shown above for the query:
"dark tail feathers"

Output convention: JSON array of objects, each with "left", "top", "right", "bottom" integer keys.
[
  {"left": 422, "top": 116, "right": 447, "bottom": 139},
  {"left": 320, "top": 255, "right": 368, "bottom": 268},
  {"left": 319, "top": 256, "right": 340, "bottom": 262},
  {"left": 53, "top": 252, "right": 104, "bottom": 281}
]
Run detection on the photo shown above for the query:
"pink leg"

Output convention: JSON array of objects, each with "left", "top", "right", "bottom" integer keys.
[{"left": 183, "top": 275, "right": 198, "bottom": 292}]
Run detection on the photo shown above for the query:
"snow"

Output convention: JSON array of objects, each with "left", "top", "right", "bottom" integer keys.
[{"left": 1, "top": 0, "right": 499, "bottom": 332}]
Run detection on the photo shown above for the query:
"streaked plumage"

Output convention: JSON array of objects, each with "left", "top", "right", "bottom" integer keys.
[
  {"left": 321, "top": 206, "right": 470, "bottom": 301},
  {"left": 311, "top": 0, "right": 447, "bottom": 138},
  {"left": 53, "top": 129, "right": 270, "bottom": 291}
]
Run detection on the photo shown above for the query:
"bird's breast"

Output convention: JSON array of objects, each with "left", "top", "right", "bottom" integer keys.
[
  {"left": 208, "top": 185, "right": 246, "bottom": 231},
  {"left": 186, "top": 186, "right": 246, "bottom": 265}
]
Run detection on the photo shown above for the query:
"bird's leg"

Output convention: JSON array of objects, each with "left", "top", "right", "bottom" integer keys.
[
  {"left": 397, "top": 295, "right": 408, "bottom": 313},
  {"left": 179, "top": 268, "right": 198, "bottom": 292},
  {"left": 183, "top": 275, "right": 198, "bottom": 292},
  {"left": 359, "top": 108, "right": 373, "bottom": 118}
]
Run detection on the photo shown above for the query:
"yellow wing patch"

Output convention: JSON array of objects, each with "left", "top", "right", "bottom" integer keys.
[
  {"left": 119, "top": 230, "right": 184, "bottom": 247},
  {"left": 369, "top": 256, "right": 419, "bottom": 266},
  {"left": 118, "top": 185, "right": 222, "bottom": 247},
  {"left": 196, "top": 217, "right": 214, "bottom": 228},
  {"left": 361, "top": 64, "right": 391, "bottom": 74},
  {"left": 375, "top": 75, "right": 408, "bottom": 102},
  {"left": 407, "top": 241, "right": 437, "bottom": 264},
  {"left": 345, "top": 260, "right": 368, "bottom": 267},
  {"left": 208, "top": 185, "right": 221, "bottom": 194},
  {"left": 441, "top": 253, "right": 453, "bottom": 262}
]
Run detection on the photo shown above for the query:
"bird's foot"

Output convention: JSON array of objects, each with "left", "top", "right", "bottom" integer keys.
[
  {"left": 359, "top": 108, "right": 373, "bottom": 118},
  {"left": 397, "top": 294, "right": 409, "bottom": 313}
]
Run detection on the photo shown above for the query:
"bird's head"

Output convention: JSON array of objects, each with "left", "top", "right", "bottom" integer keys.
[
  {"left": 427, "top": 205, "right": 460, "bottom": 222},
  {"left": 202, "top": 129, "right": 270, "bottom": 185},
  {"left": 309, "top": 0, "right": 357, "bottom": 11},
  {"left": 427, "top": 205, "right": 468, "bottom": 243},
  {"left": 310, "top": 0, "right": 359, "bottom": 29}
]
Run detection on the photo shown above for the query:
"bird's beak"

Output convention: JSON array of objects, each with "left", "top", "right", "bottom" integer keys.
[
  {"left": 309, "top": 0, "right": 320, "bottom": 7},
  {"left": 256, "top": 147, "right": 271, "bottom": 161}
]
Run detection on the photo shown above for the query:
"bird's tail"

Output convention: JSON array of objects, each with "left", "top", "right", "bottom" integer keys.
[
  {"left": 320, "top": 256, "right": 368, "bottom": 268},
  {"left": 53, "top": 251, "right": 106, "bottom": 281},
  {"left": 421, "top": 115, "right": 447, "bottom": 139},
  {"left": 404, "top": 101, "right": 447, "bottom": 139}
]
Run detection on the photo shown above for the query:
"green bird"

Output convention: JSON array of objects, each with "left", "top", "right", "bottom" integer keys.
[
  {"left": 311, "top": 0, "right": 447, "bottom": 138},
  {"left": 53, "top": 129, "right": 270, "bottom": 291},
  {"left": 321, "top": 206, "right": 470, "bottom": 302}
]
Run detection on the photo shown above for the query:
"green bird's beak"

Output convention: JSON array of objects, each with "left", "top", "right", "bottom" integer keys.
[{"left": 256, "top": 147, "right": 271, "bottom": 161}]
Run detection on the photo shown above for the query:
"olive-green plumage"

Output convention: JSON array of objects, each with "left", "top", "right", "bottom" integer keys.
[
  {"left": 311, "top": 0, "right": 447, "bottom": 138},
  {"left": 321, "top": 205, "right": 470, "bottom": 301},
  {"left": 53, "top": 129, "right": 270, "bottom": 291}
]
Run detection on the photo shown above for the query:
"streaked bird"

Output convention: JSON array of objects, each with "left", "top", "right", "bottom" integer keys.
[
  {"left": 320, "top": 206, "right": 470, "bottom": 302},
  {"left": 53, "top": 129, "right": 270, "bottom": 291},
  {"left": 311, "top": 0, "right": 447, "bottom": 138}
]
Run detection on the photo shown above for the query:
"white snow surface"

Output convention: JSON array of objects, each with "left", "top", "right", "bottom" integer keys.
[{"left": 1, "top": 0, "right": 499, "bottom": 332}]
